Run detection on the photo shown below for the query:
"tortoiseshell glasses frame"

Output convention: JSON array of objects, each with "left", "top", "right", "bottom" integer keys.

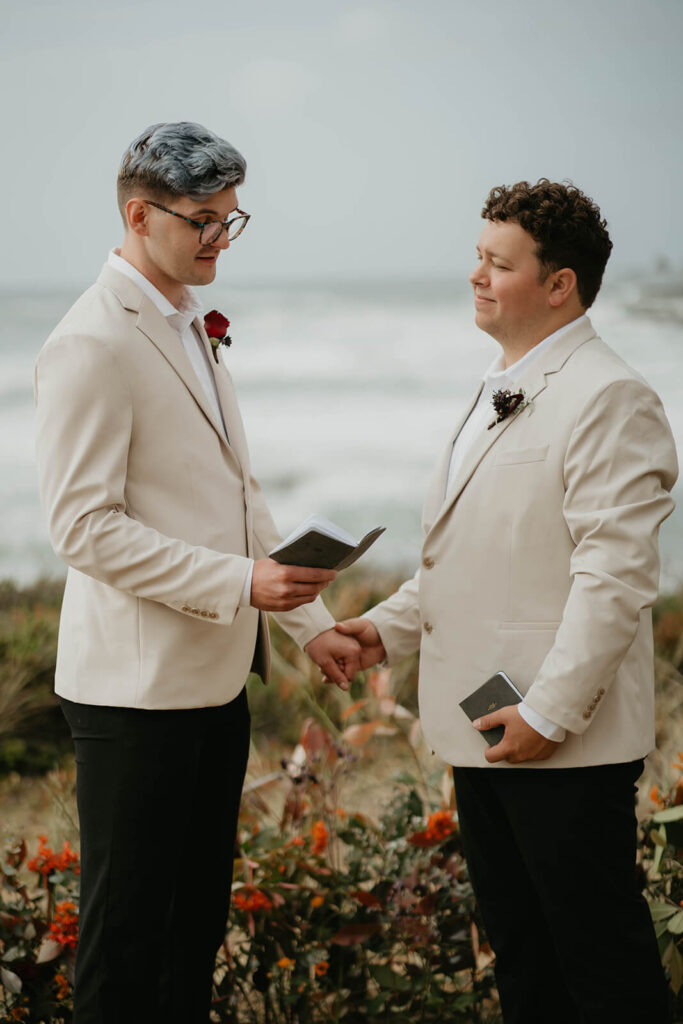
[{"left": 144, "top": 200, "right": 250, "bottom": 244}]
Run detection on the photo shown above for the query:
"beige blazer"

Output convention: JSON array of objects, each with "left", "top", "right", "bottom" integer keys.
[
  {"left": 365, "top": 319, "right": 678, "bottom": 768},
  {"left": 34, "top": 264, "right": 334, "bottom": 709}
]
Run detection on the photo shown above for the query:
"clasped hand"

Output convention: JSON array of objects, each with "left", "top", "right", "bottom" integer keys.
[{"left": 305, "top": 617, "right": 386, "bottom": 692}]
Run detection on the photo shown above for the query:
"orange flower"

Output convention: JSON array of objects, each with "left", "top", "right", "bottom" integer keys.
[
  {"left": 425, "top": 809, "right": 454, "bottom": 841},
  {"left": 54, "top": 972, "right": 70, "bottom": 1001},
  {"left": 314, "top": 960, "right": 329, "bottom": 977},
  {"left": 408, "top": 808, "right": 456, "bottom": 847},
  {"left": 28, "top": 836, "right": 80, "bottom": 880},
  {"left": 311, "top": 895, "right": 324, "bottom": 908},
  {"left": 311, "top": 820, "right": 329, "bottom": 855},
  {"left": 650, "top": 785, "right": 666, "bottom": 808},
  {"left": 277, "top": 957, "right": 295, "bottom": 970},
  {"left": 49, "top": 901, "right": 79, "bottom": 949},
  {"left": 232, "top": 886, "right": 273, "bottom": 913}
]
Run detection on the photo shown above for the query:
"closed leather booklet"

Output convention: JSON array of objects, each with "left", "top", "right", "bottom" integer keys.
[
  {"left": 269, "top": 513, "right": 385, "bottom": 571},
  {"left": 459, "top": 671, "right": 523, "bottom": 746}
]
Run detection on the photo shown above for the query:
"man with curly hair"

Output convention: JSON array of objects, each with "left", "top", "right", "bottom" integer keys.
[{"left": 332, "top": 180, "right": 678, "bottom": 1022}]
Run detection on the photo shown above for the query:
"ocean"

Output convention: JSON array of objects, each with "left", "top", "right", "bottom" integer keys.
[{"left": 2, "top": 276, "right": 682, "bottom": 589}]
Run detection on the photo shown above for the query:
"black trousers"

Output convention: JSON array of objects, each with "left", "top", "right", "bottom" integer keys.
[
  {"left": 452, "top": 761, "right": 670, "bottom": 1024},
  {"left": 60, "top": 688, "right": 250, "bottom": 1024}
]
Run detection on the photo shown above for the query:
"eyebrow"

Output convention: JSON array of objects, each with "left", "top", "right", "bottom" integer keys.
[
  {"left": 193, "top": 207, "right": 238, "bottom": 218},
  {"left": 477, "top": 246, "right": 512, "bottom": 262}
]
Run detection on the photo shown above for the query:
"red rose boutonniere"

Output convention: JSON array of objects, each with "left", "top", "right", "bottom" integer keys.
[
  {"left": 204, "top": 309, "right": 232, "bottom": 363},
  {"left": 487, "top": 388, "right": 529, "bottom": 429}
]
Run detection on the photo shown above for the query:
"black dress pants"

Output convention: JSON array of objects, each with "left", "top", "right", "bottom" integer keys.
[
  {"left": 452, "top": 761, "right": 670, "bottom": 1024},
  {"left": 60, "top": 688, "right": 250, "bottom": 1024}
]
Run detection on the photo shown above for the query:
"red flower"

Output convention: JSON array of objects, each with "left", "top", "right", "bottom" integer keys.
[
  {"left": 425, "top": 809, "right": 455, "bottom": 841},
  {"left": 233, "top": 886, "right": 273, "bottom": 913},
  {"left": 204, "top": 310, "right": 232, "bottom": 362},
  {"left": 50, "top": 900, "right": 79, "bottom": 949},
  {"left": 311, "top": 820, "right": 329, "bottom": 856},
  {"left": 204, "top": 309, "right": 230, "bottom": 338},
  {"left": 28, "top": 835, "right": 80, "bottom": 880},
  {"left": 408, "top": 809, "right": 455, "bottom": 847}
]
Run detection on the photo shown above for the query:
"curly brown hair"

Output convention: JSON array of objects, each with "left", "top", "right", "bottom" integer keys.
[{"left": 482, "top": 179, "right": 613, "bottom": 308}]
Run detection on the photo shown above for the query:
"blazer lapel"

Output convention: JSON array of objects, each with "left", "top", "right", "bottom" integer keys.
[
  {"left": 422, "top": 383, "right": 483, "bottom": 529},
  {"left": 98, "top": 264, "right": 235, "bottom": 457},
  {"left": 193, "top": 316, "right": 252, "bottom": 473},
  {"left": 426, "top": 318, "right": 597, "bottom": 537}
]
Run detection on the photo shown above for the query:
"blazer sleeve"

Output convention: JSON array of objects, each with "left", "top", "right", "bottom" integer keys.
[
  {"left": 35, "top": 331, "right": 252, "bottom": 625},
  {"left": 524, "top": 377, "right": 678, "bottom": 733},
  {"left": 247, "top": 474, "right": 336, "bottom": 648},
  {"left": 362, "top": 568, "right": 423, "bottom": 664}
]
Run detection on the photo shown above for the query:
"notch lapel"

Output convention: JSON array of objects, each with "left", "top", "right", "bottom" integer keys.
[
  {"left": 193, "top": 317, "right": 252, "bottom": 474},
  {"left": 98, "top": 264, "right": 237, "bottom": 459},
  {"left": 426, "top": 318, "right": 597, "bottom": 539},
  {"left": 422, "top": 383, "right": 483, "bottom": 528}
]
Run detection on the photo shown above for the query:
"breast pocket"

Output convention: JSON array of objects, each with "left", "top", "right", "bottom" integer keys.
[{"left": 493, "top": 445, "right": 549, "bottom": 466}]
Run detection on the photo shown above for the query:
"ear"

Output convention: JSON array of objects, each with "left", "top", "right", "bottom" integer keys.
[
  {"left": 547, "top": 267, "right": 577, "bottom": 308},
  {"left": 125, "top": 198, "right": 150, "bottom": 237}
]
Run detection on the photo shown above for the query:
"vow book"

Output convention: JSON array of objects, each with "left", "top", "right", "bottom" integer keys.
[
  {"left": 459, "top": 671, "right": 523, "bottom": 746},
  {"left": 269, "top": 513, "right": 385, "bottom": 571}
]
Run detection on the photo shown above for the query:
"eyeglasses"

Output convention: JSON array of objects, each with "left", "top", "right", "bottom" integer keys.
[{"left": 144, "top": 200, "right": 251, "bottom": 244}]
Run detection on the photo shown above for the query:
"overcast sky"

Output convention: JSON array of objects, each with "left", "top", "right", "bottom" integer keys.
[{"left": 3, "top": 0, "right": 683, "bottom": 287}]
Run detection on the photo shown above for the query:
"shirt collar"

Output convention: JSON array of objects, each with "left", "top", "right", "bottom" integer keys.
[
  {"left": 108, "top": 249, "right": 203, "bottom": 333},
  {"left": 482, "top": 314, "right": 588, "bottom": 389}
]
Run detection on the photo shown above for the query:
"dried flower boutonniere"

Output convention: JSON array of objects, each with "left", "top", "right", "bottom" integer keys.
[
  {"left": 204, "top": 309, "right": 232, "bottom": 363},
  {"left": 488, "top": 388, "right": 529, "bottom": 429}
]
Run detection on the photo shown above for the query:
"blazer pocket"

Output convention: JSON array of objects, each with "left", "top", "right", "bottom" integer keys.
[
  {"left": 498, "top": 620, "right": 561, "bottom": 631},
  {"left": 494, "top": 445, "right": 549, "bottom": 466}
]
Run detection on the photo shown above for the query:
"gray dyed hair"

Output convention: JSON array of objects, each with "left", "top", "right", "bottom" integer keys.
[{"left": 117, "top": 121, "right": 246, "bottom": 216}]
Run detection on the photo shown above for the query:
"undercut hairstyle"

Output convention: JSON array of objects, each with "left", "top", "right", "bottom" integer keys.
[
  {"left": 482, "top": 179, "right": 613, "bottom": 308},
  {"left": 117, "top": 121, "right": 246, "bottom": 220}
]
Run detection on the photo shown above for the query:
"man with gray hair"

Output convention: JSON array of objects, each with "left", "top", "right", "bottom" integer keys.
[{"left": 34, "top": 121, "right": 359, "bottom": 1023}]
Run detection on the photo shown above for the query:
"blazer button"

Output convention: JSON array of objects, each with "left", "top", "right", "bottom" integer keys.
[
  {"left": 597, "top": 688, "right": 606, "bottom": 697},
  {"left": 200, "top": 610, "right": 209, "bottom": 618},
  {"left": 191, "top": 607, "right": 201, "bottom": 615},
  {"left": 423, "top": 557, "right": 435, "bottom": 569},
  {"left": 181, "top": 605, "right": 191, "bottom": 612},
  {"left": 209, "top": 612, "right": 219, "bottom": 620},
  {"left": 582, "top": 710, "right": 592, "bottom": 720},
  {"left": 423, "top": 622, "right": 433, "bottom": 634}
]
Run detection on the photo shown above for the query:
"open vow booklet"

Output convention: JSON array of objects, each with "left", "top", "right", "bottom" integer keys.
[{"left": 269, "top": 514, "right": 385, "bottom": 571}]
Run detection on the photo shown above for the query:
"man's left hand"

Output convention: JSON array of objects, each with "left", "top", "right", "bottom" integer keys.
[
  {"left": 305, "top": 629, "right": 362, "bottom": 691},
  {"left": 474, "top": 705, "right": 561, "bottom": 764}
]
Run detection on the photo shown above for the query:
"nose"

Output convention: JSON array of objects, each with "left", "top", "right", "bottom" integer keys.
[
  {"left": 214, "top": 227, "right": 230, "bottom": 250},
  {"left": 469, "top": 261, "right": 487, "bottom": 287}
]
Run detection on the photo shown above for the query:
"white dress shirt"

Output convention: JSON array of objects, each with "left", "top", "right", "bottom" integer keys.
[
  {"left": 107, "top": 250, "right": 255, "bottom": 605},
  {"left": 447, "top": 316, "right": 588, "bottom": 743}
]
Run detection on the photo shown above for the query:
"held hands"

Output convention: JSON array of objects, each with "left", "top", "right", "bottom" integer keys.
[
  {"left": 474, "top": 705, "right": 561, "bottom": 764},
  {"left": 334, "top": 618, "right": 387, "bottom": 670},
  {"left": 305, "top": 629, "right": 362, "bottom": 691},
  {"left": 251, "top": 558, "right": 336, "bottom": 612},
  {"left": 305, "top": 618, "right": 386, "bottom": 691}
]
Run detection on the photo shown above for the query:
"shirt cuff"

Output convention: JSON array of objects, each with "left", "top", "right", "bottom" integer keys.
[
  {"left": 518, "top": 702, "right": 567, "bottom": 743},
  {"left": 239, "top": 559, "right": 255, "bottom": 607}
]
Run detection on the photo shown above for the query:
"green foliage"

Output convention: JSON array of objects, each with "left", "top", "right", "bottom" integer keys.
[
  {"left": 642, "top": 764, "right": 683, "bottom": 1015},
  {"left": 0, "top": 582, "right": 69, "bottom": 778},
  {"left": 214, "top": 715, "right": 498, "bottom": 1023},
  {"left": 0, "top": 835, "right": 79, "bottom": 1022}
]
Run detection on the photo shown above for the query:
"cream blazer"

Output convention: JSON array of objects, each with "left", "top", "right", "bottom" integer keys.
[
  {"left": 365, "top": 319, "right": 678, "bottom": 768},
  {"left": 34, "top": 264, "right": 334, "bottom": 709}
]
